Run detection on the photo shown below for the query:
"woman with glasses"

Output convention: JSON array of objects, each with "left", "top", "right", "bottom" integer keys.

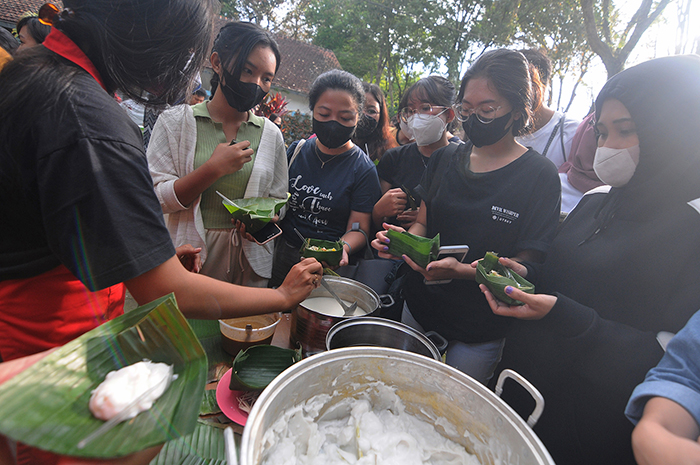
[
  {"left": 373, "top": 76, "right": 456, "bottom": 229},
  {"left": 270, "top": 70, "right": 382, "bottom": 287},
  {"left": 148, "top": 22, "right": 288, "bottom": 288},
  {"left": 351, "top": 82, "right": 397, "bottom": 164},
  {"left": 480, "top": 55, "right": 700, "bottom": 465},
  {"left": 373, "top": 50, "right": 561, "bottom": 384}
]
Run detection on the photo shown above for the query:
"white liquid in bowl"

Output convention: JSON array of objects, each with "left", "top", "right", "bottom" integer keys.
[{"left": 301, "top": 296, "right": 366, "bottom": 317}]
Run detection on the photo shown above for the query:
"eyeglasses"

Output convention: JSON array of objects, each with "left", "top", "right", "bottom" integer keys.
[
  {"left": 399, "top": 104, "right": 448, "bottom": 123},
  {"left": 38, "top": 3, "right": 60, "bottom": 26},
  {"left": 453, "top": 103, "right": 502, "bottom": 124}
]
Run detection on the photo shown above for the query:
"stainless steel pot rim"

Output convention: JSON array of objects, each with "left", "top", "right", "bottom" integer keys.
[
  {"left": 241, "top": 347, "right": 554, "bottom": 465},
  {"left": 325, "top": 317, "right": 441, "bottom": 360}
]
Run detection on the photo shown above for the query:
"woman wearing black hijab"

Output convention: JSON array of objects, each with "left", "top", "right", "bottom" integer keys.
[{"left": 481, "top": 55, "right": 700, "bottom": 464}]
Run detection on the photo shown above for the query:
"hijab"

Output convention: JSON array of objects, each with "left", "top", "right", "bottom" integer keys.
[{"left": 591, "top": 55, "right": 700, "bottom": 225}]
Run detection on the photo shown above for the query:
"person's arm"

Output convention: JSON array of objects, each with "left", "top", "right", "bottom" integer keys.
[
  {"left": 125, "top": 256, "right": 322, "bottom": 320},
  {"left": 338, "top": 211, "right": 372, "bottom": 266},
  {"left": 632, "top": 397, "right": 700, "bottom": 465}
]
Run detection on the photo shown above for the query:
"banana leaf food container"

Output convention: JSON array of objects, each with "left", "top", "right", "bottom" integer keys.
[
  {"left": 300, "top": 238, "right": 343, "bottom": 267},
  {"left": 218, "top": 192, "right": 289, "bottom": 234},
  {"left": 386, "top": 229, "right": 440, "bottom": 268},
  {"left": 0, "top": 294, "right": 207, "bottom": 459},
  {"left": 475, "top": 251, "right": 535, "bottom": 305}
]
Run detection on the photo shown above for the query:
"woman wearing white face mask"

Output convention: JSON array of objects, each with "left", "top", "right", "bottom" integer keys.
[
  {"left": 480, "top": 55, "right": 700, "bottom": 465},
  {"left": 373, "top": 76, "right": 458, "bottom": 229},
  {"left": 373, "top": 51, "right": 561, "bottom": 384}
]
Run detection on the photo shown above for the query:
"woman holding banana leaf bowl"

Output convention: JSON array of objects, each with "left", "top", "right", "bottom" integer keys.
[
  {"left": 372, "top": 49, "right": 561, "bottom": 385},
  {"left": 479, "top": 55, "right": 700, "bottom": 465}
]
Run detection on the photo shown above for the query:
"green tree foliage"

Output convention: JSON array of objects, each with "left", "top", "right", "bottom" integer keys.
[
  {"left": 580, "top": 0, "right": 672, "bottom": 77},
  {"left": 301, "top": 0, "right": 439, "bottom": 112},
  {"left": 220, "top": 0, "right": 285, "bottom": 26}
]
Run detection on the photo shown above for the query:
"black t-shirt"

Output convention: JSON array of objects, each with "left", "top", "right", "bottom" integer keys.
[
  {"left": 376, "top": 143, "right": 430, "bottom": 201},
  {"left": 0, "top": 67, "right": 175, "bottom": 291},
  {"left": 405, "top": 142, "right": 561, "bottom": 342},
  {"left": 281, "top": 140, "right": 381, "bottom": 246}
]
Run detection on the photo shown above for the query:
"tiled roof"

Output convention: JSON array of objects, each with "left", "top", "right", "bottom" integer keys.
[
  {"left": 211, "top": 17, "right": 341, "bottom": 95},
  {"left": 272, "top": 33, "right": 341, "bottom": 94},
  {"left": 0, "top": 0, "right": 63, "bottom": 26}
]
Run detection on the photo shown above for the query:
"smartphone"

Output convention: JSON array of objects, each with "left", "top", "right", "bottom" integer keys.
[
  {"left": 424, "top": 245, "right": 470, "bottom": 285},
  {"left": 251, "top": 222, "right": 282, "bottom": 245}
]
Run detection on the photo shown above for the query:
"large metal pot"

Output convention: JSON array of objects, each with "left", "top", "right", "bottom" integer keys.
[
  {"left": 241, "top": 347, "right": 552, "bottom": 465},
  {"left": 326, "top": 317, "right": 447, "bottom": 361},
  {"left": 291, "top": 276, "right": 392, "bottom": 355}
]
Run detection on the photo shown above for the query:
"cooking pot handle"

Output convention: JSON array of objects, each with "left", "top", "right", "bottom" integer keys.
[
  {"left": 424, "top": 331, "right": 448, "bottom": 355},
  {"left": 495, "top": 369, "right": 544, "bottom": 428},
  {"left": 378, "top": 294, "right": 395, "bottom": 308}
]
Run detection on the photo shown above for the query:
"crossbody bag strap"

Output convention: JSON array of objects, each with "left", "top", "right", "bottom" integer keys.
[
  {"left": 289, "top": 139, "right": 306, "bottom": 167},
  {"left": 559, "top": 113, "right": 567, "bottom": 162},
  {"left": 541, "top": 116, "right": 564, "bottom": 158}
]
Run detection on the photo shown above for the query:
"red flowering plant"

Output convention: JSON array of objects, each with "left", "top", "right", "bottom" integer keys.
[{"left": 255, "top": 92, "right": 290, "bottom": 119}]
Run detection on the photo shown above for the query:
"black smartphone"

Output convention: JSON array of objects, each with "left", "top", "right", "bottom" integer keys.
[
  {"left": 252, "top": 222, "right": 282, "bottom": 245},
  {"left": 424, "top": 245, "right": 470, "bottom": 285}
]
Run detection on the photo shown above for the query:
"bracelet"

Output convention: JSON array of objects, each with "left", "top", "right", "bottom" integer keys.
[{"left": 342, "top": 240, "right": 352, "bottom": 255}]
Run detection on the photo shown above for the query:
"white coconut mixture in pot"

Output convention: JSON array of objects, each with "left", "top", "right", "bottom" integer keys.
[{"left": 261, "top": 382, "right": 480, "bottom": 465}]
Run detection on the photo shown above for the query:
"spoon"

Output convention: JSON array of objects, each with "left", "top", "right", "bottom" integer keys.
[
  {"left": 294, "top": 228, "right": 358, "bottom": 317},
  {"left": 320, "top": 277, "right": 358, "bottom": 317}
]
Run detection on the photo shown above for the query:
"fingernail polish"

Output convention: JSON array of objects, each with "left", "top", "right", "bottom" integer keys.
[
  {"left": 505, "top": 286, "right": 514, "bottom": 295},
  {"left": 383, "top": 246, "right": 388, "bottom": 251}
]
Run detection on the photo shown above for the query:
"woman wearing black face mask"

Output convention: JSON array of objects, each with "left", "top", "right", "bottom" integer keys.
[
  {"left": 351, "top": 82, "right": 397, "bottom": 164},
  {"left": 270, "top": 70, "right": 382, "bottom": 287},
  {"left": 372, "top": 49, "right": 561, "bottom": 385},
  {"left": 148, "top": 22, "right": 289, "bottom": 288}
]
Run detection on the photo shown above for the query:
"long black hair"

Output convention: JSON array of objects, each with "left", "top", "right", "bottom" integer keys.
[
  {"left": 0, "top": 0, "right": 216, "bottom": 152},
  {"left": 209, "top": 22, "right": 281, "bottom": 96},
  {"left": 16, "top": 17, "right": 51, "bottom": 45},
  {"left": 352, "top": 82, "right": 396, "bottom": 161},
  {"left": 399, "top": 75, "right": 455, "bottom": 111},
  {"left": 458, "top": 49, "right": 533, "bottom": 136},
  {"left": 308, "top": 69, "right": 365, "bottom": 112}
]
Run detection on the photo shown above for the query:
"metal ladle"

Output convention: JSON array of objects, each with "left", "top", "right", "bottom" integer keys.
[{"left": 294, "top": 228, "right": 358, "bottom": 317}]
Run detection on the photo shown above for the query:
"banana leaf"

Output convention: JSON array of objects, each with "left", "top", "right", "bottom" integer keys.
[
  {"left": 386, "top": 229, "right": 440, "bottom": 268},
  {"left": 228, "top": 345, "right": 301, "bottom": 391},
  {"left": 301, "top": 238, "right": 343, "bottom": 266},
  {"left": 199, "top": 389, "right": 221, "bottom": 416},
  {"left": 0, "top": 294, "right": 207, "bottom": 458},
  {"left": 218, "top": 191, "right": 289, "bottom": 233},
  {"left": 150, "top": 420, "right": 227, "bottom": 465},
  {"left": 475, "top": 252, "right": 535, "bottom": 306}
]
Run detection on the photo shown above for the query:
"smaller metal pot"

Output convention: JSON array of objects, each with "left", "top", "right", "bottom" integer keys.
[
  {"left": 326, "top": 317, "right": 445, "bottom": 361},
  {"left": 291, "top": 276, "right": 393, "bottom": 355}
]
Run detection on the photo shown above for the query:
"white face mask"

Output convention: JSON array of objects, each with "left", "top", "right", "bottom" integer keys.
[
  {"left": 407, "top": 112, "right": 447, "bottom": 146},
  {"left": 593, "top": 145, "right": 641, "bottom": 187},
  {"left": 399, "top": 120, "right": 414, "bottom": 141}
]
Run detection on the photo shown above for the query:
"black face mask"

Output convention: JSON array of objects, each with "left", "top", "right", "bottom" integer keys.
[
  {"left": 220, "top": 66, "right": 267, "bottom": 112},
  {"left": 313, "top": 118, "right": 356, "bottom": 149},
  {"left": 462, "top": 111, "right": 513, "bottom": 148},
  {"left": 354, "top": 113, "right": 379, "bottom": 140}
]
